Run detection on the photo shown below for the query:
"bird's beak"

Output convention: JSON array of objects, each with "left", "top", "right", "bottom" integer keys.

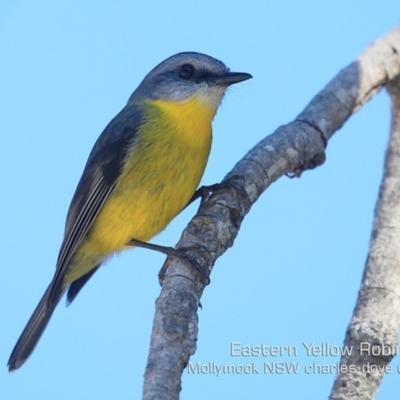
[{"left": 212, "top": 72, "right": 253, "bottom": 86}]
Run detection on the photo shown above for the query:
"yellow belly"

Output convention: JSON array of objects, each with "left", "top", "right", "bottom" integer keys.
[{"left": 64, "top": 97, "right": 214, "bottom": 284}]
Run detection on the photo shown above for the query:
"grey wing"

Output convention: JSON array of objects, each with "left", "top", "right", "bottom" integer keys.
[{"left": 48, "top": 105, "right": 143, "bottom": 303}]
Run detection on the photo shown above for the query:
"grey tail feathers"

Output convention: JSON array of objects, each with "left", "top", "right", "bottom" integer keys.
[{"left": 8, "top": 284, "right": 64, "bottom": 371}]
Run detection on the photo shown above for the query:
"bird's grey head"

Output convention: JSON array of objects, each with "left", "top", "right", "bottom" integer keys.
[{"left": 128, "top": 52, "right": 252, "bottom": 108}]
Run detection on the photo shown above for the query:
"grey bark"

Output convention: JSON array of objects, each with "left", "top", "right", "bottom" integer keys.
[{"left": 142, "top": 26, "right": 400, "bottom": 400}]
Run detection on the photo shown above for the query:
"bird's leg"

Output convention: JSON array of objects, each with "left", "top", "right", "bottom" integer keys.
[
  {"left": 126, "top": 238, "right": 210, "bottom": 285},
  {"left": 126, "top": 238, "right": 177, "bottom": 255},
  {"left": 185, "top": 183, "right": 226, "bottom": 209}
]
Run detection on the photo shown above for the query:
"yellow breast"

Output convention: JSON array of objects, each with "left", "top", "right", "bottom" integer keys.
[{"left": 71, "top": 96, "right": 214, "bottom": 272}]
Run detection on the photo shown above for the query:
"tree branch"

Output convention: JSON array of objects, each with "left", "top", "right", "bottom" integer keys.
[
  {"left": 142, "top": 26, "right": 400, "bottom": 400},
  {"left": 329, "top": 73, "right": 400, "bottom": 399}
]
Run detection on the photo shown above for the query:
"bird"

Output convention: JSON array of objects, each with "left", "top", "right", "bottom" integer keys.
[{"left": 8, "top": 51, "right": 252, "bottom": 371}]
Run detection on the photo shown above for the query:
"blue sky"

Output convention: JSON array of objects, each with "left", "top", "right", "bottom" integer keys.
[{"left": 1, "top": 1, "right": 400, "bottom": 399}]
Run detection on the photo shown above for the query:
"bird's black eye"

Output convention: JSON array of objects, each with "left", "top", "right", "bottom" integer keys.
[{"left": 178, "top": 64, "right": 195, "bottom": 79}]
